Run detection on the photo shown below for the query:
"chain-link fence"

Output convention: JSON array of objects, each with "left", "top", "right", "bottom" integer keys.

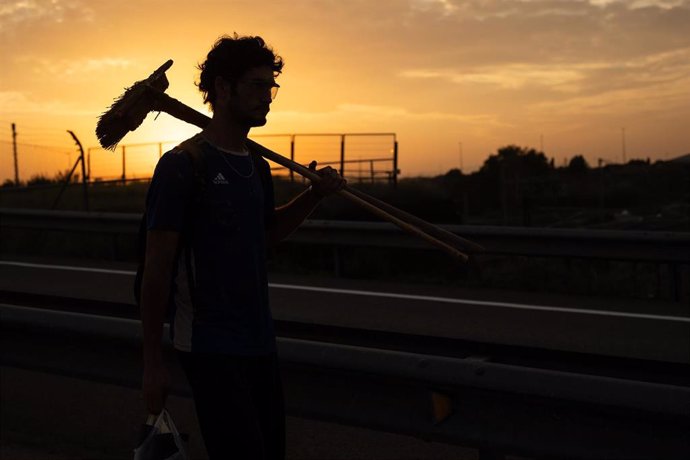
[
  {"left": 2, "top": 133, "right": 398, "bottom": 187},
  {"left": 83, "top": 133, "right": 398, "bottom": 185}
]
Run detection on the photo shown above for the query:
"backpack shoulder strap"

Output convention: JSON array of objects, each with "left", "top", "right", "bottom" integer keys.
[
  {"left": 177, "top": 133, "right": 207, "bottom": 203},
  {"left": 134, "top": 135, "right": 208, "bottom": 308},
  {"left": 174, "top": 133, "right": 208, "bottom": 310}
]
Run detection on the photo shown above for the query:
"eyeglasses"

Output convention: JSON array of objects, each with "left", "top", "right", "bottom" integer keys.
[{"left": 239, "top": 78, "right": 280, "bottom": 100}]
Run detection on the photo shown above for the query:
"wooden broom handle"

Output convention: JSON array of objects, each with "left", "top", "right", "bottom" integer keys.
[{"left": 153, "top": 91, "right": 471, "bottom": 261}]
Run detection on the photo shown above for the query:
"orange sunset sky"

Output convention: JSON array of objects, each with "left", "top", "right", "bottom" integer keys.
[{"left": 1, "top": 0, "right": 689, "bottom": 182}]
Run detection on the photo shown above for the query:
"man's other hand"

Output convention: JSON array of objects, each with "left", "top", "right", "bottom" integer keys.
[{"left": 308, "top": 161, "right": 346, "bottom": 198}]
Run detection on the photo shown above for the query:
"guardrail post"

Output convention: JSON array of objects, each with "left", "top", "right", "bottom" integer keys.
[
  {"left": 110, "top": 233, "right": 121, "bottom": 260},
  {"left": 333, "top": 246, "right": 342, "bottom": 277},
  {"left": 670, "top": 262, "right": 680, "bottom": 302}
]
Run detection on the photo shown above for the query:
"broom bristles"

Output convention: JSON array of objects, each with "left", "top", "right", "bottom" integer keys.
[
  {"left": 96, "top": 85, "right": 146, "bottom": 150},
  {"left": 95, "top": 60, "right": 174, "bottom": 150}
]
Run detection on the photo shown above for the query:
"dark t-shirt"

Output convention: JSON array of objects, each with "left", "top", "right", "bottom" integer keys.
[{"left": 145, "top": 136, "right": 276, "bottom": 355}]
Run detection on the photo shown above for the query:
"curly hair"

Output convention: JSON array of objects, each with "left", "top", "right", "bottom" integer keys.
[{"left": 197, "top": 33, "right": 284, "bottom": 109}]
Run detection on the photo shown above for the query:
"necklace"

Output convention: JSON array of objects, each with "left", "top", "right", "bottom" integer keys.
[
  {"left": 202, "top": 136, "right": 255, "bottom": 179},
  {"left": 220, "top": 151, "right": 254, "bottom": 179}
]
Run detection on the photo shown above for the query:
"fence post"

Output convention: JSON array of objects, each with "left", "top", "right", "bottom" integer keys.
[
  {"left": 121, "top": 145, "right": 126, "bottom": 184},
  {"left": 11, "top": 123, "right": 19, "bottom": 185},
  {"left": 340, "top": 134, "right": 346, "bottom": 177},
  {"left": 290, "top": 135, "right": 295, "bottom": 182},
  {"left": 393, "top": 140, "right": 399, "bottom": 187},
  {"left": 87, "top": 148, "right": 92, "bottom": 181}
]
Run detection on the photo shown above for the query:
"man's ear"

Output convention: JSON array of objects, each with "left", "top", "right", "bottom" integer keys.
[{"left": 214, "top": 76, "right": 230, "bottom": 104}]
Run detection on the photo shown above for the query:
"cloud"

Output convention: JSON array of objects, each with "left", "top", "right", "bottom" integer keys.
[
  {"left": 14, "top": 56, "right": 132, "bottom": 78},
  {"left": 528, "top": 72, "right": 690, "bottom": 118},
  {"left": 0, "top": 0, "right": 94, "bottom": 33},
  {"left": 338, "top": 103, "right": 504, "bottom": 124},
  {"left": 400, "top": 46, "right": 690, "bottom": 96},
  {"left": 409, "top": 0, "right": 458, "bottom": 15},
  {"left": 0, "top": 90, "right": 97, "bottom": 116},
  {"left": 273, "top": 103, "right": 507, "bottom": 126},
  {"left": 588, "top": 0, "right": 687, "bottom": 8},
  {"left": 400, "top": 66, "right": 587, "bottom": 91},
  {"left": 333, "top": 0, "right": 688, "bottom": 92}
]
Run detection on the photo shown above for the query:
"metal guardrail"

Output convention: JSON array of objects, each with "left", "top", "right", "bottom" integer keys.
[
  {"left": 1, "top": 207, "right": 689, "bottom": 301},
  {"left": 2, "top": 302, "right": 689, "bottom": 459},
  {"left": 293, "top": 219, "right": 690, "bottom": 263},
  {"left": 2, "top": 207, "right": 689, "bottom": 262},
  {"left": 0, "top": 208, "right": 140, "bottom": 234},
  {"left": 4, "top": 303, "right": 687, "bottom": 415}
]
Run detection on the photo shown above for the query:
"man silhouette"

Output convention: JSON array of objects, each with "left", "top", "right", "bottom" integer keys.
[{"left": 139, "top": 34, "right": 345, "bottom": 459}]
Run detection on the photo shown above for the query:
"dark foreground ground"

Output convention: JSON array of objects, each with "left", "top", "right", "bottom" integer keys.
[{"left": 0, "top": 366, "right": 484, "bottom": 460}]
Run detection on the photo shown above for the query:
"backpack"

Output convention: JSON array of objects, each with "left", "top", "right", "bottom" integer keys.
[{"left": 133, "top": 135, "right": 208, "bottom": 306}]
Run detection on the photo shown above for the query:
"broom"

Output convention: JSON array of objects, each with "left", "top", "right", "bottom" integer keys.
[{"left": 96, "top": 60, "right": 483, "bottom": 261}]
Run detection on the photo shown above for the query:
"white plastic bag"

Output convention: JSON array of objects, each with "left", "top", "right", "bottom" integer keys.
[{"left": 133, "top": 409, "right": 189, "bottom": 460}]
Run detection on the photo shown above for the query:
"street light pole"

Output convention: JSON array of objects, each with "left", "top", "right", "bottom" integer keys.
[
  {"left": 11, "top": 123, "right": 19, "bottom": 184},
  {"left": 621, "top": 127, "right": 627, "bottom": 164}
]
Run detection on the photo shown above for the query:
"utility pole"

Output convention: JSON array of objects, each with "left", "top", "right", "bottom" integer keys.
[
  {"left": 598, "top": 158, "right": 605, "bottom": 221},
  {"left": 540, "top": 134, "right": 544, "bottom": 153},
  {"left": 458, "top": 141, "right": 464, "bottom": 171},
  {"left": 621, "top": 127, "right": 627, "bottom": 164},
  {"left": 11, "top": 123, "right": 19, "bottom": 184}
]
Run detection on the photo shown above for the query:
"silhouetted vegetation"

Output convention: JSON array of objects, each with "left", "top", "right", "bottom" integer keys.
[
  {"left": 1, "top": 145, "right": 688, "bottom": 230},
  {"left": 567, "top": 155, "right": 589, "bottom": 174},
  {"left": 301, "top": 145, "right": 689, "bottom": 231}
]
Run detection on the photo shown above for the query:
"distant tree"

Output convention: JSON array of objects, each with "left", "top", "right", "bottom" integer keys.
[
  {"left": 2, "top": 179, "right": 16, "bottom": 188},
  {"left": 480, "top": 145, "right": 552, "bottom": 178},
  {"left": 471, "top": 145, "right": 554, "bottom": 216},
  {"left": 438, "top": 167, "right": 464, "bottom": 197},
  {"left": 567, "top": 155, "right": 589, "bottom": 173},
  {"left": 443, "top": 168, "right": 463, "bottom": 180},
  {"left": 27, "top": 174, "right": 53, "bottom": 186}
]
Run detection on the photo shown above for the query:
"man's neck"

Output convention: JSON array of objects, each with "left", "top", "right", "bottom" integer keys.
[{"left": 201, "top": 117, "right": 250, "bottom": 152}]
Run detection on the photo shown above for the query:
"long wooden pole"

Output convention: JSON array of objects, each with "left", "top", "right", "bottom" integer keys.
[{"left": 150, "top": 91, "right": 476, "bottom": 260}]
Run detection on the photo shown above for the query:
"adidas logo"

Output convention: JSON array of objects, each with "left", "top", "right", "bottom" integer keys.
[{"left": 212, "top": 172, "right": 229, "bottom": 185}]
